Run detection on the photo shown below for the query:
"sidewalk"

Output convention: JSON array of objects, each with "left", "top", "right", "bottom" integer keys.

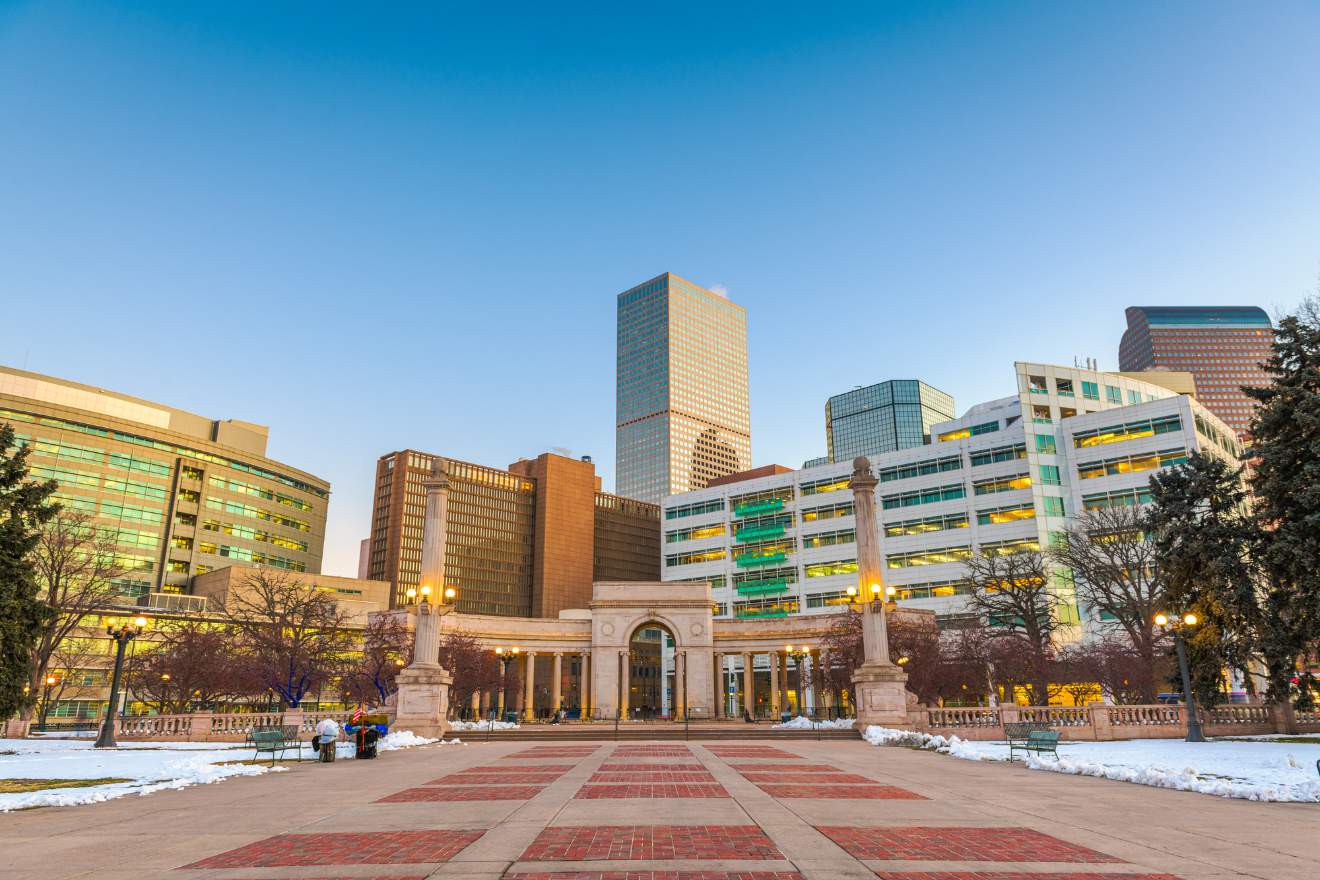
[{"left": 1, "top": 737, "right": 1315, "bottom": 880}]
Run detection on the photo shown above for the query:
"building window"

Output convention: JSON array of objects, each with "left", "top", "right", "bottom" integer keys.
[
  {"left": 976, "top": 504, "right": 1035, "bottom": 526},
  {"left": 1082, "top": 381, "right": 1100, "bottom": 401},
  {"left": 1056, "top": 379, "right": 1075, "bottom": 397},
  {"left": 887, "top": 545, "right": 972, "bottom": 569},
  {"left": 1105, "top": 385, "right": 1122, "bottom": 404},
  {"left": 1034, "top": 434, "right": 1056, "bottom": 454},
  {"left": 1042, "top": 496, "right": 1065, "bottom": 517},
  {"left": 972, "top": 474, "right": 1032, "bottom": 495},
  {"left": 1039, "top": 465, "right": 1062, "bottom": 486}
]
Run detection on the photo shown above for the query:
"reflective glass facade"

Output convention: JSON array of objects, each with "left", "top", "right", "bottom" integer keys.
[
  {"left": 616, "top": 273, "right": 750, "bottom": 503},
  {"left": 825, "top": 379, "right": 954, "bottom": 462},
  {"left": 0, "top": 368, "right": 329, "bottom": 599}
]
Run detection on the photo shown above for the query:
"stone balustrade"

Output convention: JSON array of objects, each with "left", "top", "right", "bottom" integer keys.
[{"left": 911, "top": 701, "right": 1318, "bottom": 741}]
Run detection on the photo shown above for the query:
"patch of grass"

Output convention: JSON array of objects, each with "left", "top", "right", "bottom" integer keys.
[{"left": 0, "top": 777, "right": 130, "bottom": 794}]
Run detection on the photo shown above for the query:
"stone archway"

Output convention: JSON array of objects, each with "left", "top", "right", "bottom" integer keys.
[{"left": 589, "top": 582, "right": 715, "bottom": 720}]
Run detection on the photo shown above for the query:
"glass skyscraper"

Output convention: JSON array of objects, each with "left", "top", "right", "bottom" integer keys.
[
  {"left": 1118, "top": 306, "right": 1272, "bottom": 437},
  {"left": 825, "top": 380, "right": 954, "bottom": 462},
  {"left": 616, "top": 272, "right": 750, "bottom": 503}
]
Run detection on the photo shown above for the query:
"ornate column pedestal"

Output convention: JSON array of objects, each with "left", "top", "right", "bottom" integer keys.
[
  {"left": 848, "top": 456, "right": 911, "bottom": 729},
  {"left": 393, "top": 602, "right": 452, "bottom": 738}
]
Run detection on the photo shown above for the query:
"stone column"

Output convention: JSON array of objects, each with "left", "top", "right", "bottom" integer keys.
[
  {"left": 848, "top": 456, "right": 909, "bottom": 727},
  {"left": 742, "top": 652, "right": 754, "bottom": 717},
  {"left": 470, "top": 690, "right": 480, "bottom": 717},
  {"left": 391, "top": 459, "right": 454, "bottom": 738},
  {"left": 769, "top": 652, "right": 781, "bottom": 715},
  {"left": 618, "top": 650, "right": 630, "bottom": 718},
  {"left": 713, "top": 653, "right": 724, "bottom": 718},
  {"left": 497, "top": 667, "right": 507, "bottom": 716},
  {"left": 780, "top": 653, "right": 791, "bottom": 714},
  {"left": 552, "top": 653, "right": 563, "bottom": 715},
  {"left": 811, "top": 651, "right": 824, "bottom": 714},
  {"left": 522, "top": 653, "right": 537, "bottom": 721},
  {"left": 674, "top": 651, "right": 686, "bottom": 720},
  {"left": 580, "top": 652, "right": 591, "bottom": 717}
]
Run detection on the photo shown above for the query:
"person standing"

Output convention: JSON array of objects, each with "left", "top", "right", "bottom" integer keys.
[{"left": 314, "top": 716, "right": 341, "bottom": 762}]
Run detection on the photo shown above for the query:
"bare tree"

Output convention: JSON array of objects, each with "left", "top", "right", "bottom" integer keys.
[
  {"left": 343, "top": 613, "right": 412, "bottom": 705},
  {"left": 20, "top": 513, "right": 123, "bottom": 720},
  {"left": 1050, "top": 505, "right": 1168, "bottom": 701},
  {"left": 219, "top": 568, "right": 356, "bottom": 708},
  {"left": 964, "top": 549, "right": 1060, "bottom": 705},
  {"left": 438, "top": 632, "right": 503, "bottom": 714},
  {"left": 128, "top": 620, "right": 260, "bottom": 713},
  {"left": 33, "top": 637, "right": 102, "bottom": 727}
]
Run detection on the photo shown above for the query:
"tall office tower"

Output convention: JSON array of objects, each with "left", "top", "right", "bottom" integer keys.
[
  {"left": 616, "top": 272, "right": 751, "bottom": 504},
  {"left": 825, "top": 379, "right": 954, "bottom": 462},
  {"left": 0, "top": 366, "right": 330, "bottom": 599},
  {"left": 368, "top": 450, "right": 660, "bottom": 613},
  {"left": 1119, "top": 306, "right": 1273, "bottom": 438}
]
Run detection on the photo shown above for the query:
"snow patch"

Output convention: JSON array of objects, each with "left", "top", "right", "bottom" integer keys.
[
  {"left": 861, "top": 726, "right": 1320, "bottom": 802},
  {"left": 448, "top": 719, "right": 521, "bottom": 731},
  {"left": 772, "top": 716, "right": 855, "bottom": 730}
]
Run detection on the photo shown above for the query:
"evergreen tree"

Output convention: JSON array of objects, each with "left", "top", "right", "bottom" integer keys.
[
  {"left": 1244, "top": 298, "right": 1320, "bottom": 703},
  {"left": 1146, "top": 451, "right": 1260, "bottom": 706},
  {"left": 0, "top": 423, "right": 60, "bottom": 722}
]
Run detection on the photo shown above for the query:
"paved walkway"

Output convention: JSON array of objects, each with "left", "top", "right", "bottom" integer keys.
[{"left": 3, "top": 737, "right": 1317, "bottom": 880}]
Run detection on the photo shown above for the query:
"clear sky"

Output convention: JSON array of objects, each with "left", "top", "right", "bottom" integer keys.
[{"left": 2, "top": 2, "right": 1317, "bottom": 577}]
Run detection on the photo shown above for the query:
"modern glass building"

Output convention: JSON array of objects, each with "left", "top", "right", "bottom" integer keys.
[
  {"left": 0, "top": 367, "right": 330, "bottom": 601},
  {"left": 661, "top": 361, "right": 1242, "bottom": 634},
  {"left": 616, "top": 272, "right": 751, "bottom": 503},
  {"left": 825, "top": 379, "right": 954, "bottom": 462},
  {"left": 1118, "top": 306, "right": 1272, "bottom": 437}
]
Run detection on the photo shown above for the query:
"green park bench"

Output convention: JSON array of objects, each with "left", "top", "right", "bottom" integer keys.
[
  {"left": 1006, "top": 725, "right": 1061, "bottom": 761},
  {"left": 247, "top": 725, "right": 302, "bottom": 765}
]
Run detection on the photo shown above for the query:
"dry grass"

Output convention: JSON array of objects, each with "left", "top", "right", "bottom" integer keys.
[{"left": 0, "top": 777, "right": 130, "bottom": 794}]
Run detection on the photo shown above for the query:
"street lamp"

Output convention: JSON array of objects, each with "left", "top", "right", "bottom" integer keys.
[
  {"left": 95, "top": 615, "right": 148, "bottom": 748},
  {"left": 38, "top": 674, "right": 59, "bottom": 728},
  {"left": 1155, "top": 611, "right": 1205, "bottom": 743},
  {"left": 495, "top": 646, "right": 519, "bottom": 719}
]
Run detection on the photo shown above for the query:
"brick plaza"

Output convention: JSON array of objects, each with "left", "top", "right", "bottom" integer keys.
[{"left": 2, "top": 737, "right": 1316, "bottom": 879}]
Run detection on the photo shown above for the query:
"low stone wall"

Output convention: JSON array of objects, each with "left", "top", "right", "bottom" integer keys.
[
  {"left": 113, "top": 709, "right": 353, "bottom": 742},
  {"left": 909, "top": 703, "right": 1320, "bottom": 741}
]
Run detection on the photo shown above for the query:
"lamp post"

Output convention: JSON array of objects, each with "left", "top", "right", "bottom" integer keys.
[
  {"left": 495, "top": 647, "right": 519, "bottom": 719},
  {"left": 1156, "top": 612, "right": 1205, "bottom": 743},
  {"left": 38, "top": 674, "right": 59, "bottom": 728},
  {"left": 95, "top": 615, "right": 147, "bottom": 748}
]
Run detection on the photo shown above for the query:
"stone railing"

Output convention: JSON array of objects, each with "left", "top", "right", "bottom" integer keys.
[{"left": 911, "top": 700, "right": 1319, "bottom": 741}]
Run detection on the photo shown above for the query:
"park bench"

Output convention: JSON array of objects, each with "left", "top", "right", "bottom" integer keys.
[
  {"left": 1006, "top": 724, "right": 1060, "bottom": 761},
  {"left": 247, "top": 725, "right": 302, "bottom": 765}
]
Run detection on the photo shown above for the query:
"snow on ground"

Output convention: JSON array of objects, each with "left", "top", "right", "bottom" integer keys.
[
  {"left": 772, "top": 716, "right": 855, "bottom": 730},
  {"left": 448, "top": 719, "right": 520, "bottom": 732},
  {"left": 863, "top": 725, "right": 1320, "bottom": 802},
  {"left": 0, "top": 730, "right": 443, "bottom": 811}
]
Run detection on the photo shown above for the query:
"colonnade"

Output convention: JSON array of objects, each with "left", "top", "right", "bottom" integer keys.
[{"left": 463, "top": 645, "right": 843, "bottom": 721}]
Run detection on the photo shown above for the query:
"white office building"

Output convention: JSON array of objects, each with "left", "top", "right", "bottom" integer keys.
[{"left": 660, "top": 362, "right": 1241, "bottom": 632}]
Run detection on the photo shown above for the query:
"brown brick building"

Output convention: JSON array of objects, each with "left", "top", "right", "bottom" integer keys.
[{"left": 368, "top": 450, "right": 659, "bottom": 614}]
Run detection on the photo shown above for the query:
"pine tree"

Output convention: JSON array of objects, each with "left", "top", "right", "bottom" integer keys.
[
  {"left": 0, "top": 423, "right": 60, "bottom": 722},
  {"left": 1146, "top": 451, "right": 1260, "bottom": 706},
  {"left": 1243, "top": 298, "right": 1320, "bottom": 703}
]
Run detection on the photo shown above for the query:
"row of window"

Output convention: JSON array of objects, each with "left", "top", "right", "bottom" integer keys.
[
  {"left": 885, "top": 512, "right": 968, "bottom": 537},
  {"left": 665, "top": 523, "right": 726, "bottom": 543},
  {"left": 1077, "top": 448, "right": 1187, "bottom": 480},
  {"left": 972, "top": 473, "right": 1032, "bottom": 495},
  {"left": 970, "top": 443, "right": 1026, "bottom": 466},
  {"left": 881, "top": 482, "right": 965, "bottom": 510},
  {"left": 208, "top": 475, "right": 316, "bottom": 512},
  {"left": 801, "top": 528, "right": 854, "bottom": 549},
  {"left": 201, "top": 519, "right": 310, "bottom": 553},
  {"left": 937, "top": 421, "right": 1000, "bottom": 442},
  {"left": 877, "top": 454, "right": 962, "bottom": 483},
  {"left": 205, "top": 496, "right": 311, "bottom": 532},
  {"left": 1073, "top": 415, "right": 1181, "bottom": 448}
]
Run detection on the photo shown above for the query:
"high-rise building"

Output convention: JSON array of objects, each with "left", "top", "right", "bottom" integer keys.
[
  {"left": 825, "top": 379, "right": 954, "bottom": 462},
  {"left": 1118, "top": 306, "right": 1272, "bottom": 438},
  {"left": 616, "top": 272, "right": 750, "bottom": 504},
  {"left": 661, "top": 361, "right": 1242, "bottom": 633},
  {"left": 0, "top": 366, "right": 330, "bottom": 600},
  {"left": 368, "top": 450, "right": 660, "bottom": 613}
]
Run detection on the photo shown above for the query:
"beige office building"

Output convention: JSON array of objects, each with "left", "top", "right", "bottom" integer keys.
[
  {"left": 616, "top": 272, "right": 751, "bottom": 504},
  {"left": 0, "top": 366, "right": 330, "bottom": 600}
]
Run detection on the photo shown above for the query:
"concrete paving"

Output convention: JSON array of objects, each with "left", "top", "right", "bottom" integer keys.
[{"left": 1, "top": 737, "right": 1316, "bottom": 880}]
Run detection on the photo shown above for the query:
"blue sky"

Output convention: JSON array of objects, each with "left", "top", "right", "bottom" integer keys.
[{"left": 2, "top": 2, "right": 1317, "bottom": 576}]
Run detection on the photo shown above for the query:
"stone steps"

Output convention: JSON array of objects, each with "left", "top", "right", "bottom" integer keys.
[{"left": 452, "top": 724, "right": 859, "bottom": 741}]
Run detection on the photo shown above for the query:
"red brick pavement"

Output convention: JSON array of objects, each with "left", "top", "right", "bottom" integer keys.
[
  {"left": 755, "top": 784, "right": 924, "bottom": 800},
  {"left": 375, "top": 785, "right": 544, "bottom": 802},
  {"left": 428, "top": 772, "right": 565, "bottom": 785},
  {"left": 704, "top": 747, "right": 800, "bottom": 758},
  {"left": 461, "top": 764, "right": 577, "bottom": 773},
  {"left": 508, "top": 873, "right": 805, "bottom": 880},
  {"left": 871, "top": 874, "right": 1180, "bottom": 880},
  {"left": 506, "top": 748, "right": 599, "bottom": 758},
  {"left": 816, "top": 828, "right": 1122, "bottom": 863},
  {"left": 727, "top": 764, "right": 842, "bottom": 773},
  {"left": 575, "top": 783, "right": 729, "bottom": 799},
  {"left": 590, "top": 772, "right": 717, "bottom": 783},
  {"left": 181, "top": 830, "right": 484, "bottom": 869},
  {"left": 738, "top": 772, "right": 875, "bottom": 785},
  {"left": 612, "top": 749, "right": 693, "bottom": 756},
  {"left": 599, "top": 763, "right": 708, "bottom": 773},
  {"left": 520, "top": 826, "right": 784, "bottom": 861}
]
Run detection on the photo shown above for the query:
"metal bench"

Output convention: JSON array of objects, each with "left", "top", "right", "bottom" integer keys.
[
  {"left": 247, "top": 726, "right": 301, "bottom": 765},
  {"left": 1007, "top": 727, "right": 1061, "bottom": 761}
]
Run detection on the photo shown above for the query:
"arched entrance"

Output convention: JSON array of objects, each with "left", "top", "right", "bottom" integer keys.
[{"left": 628, "top": 622, "right": 676, "bottom": 719}]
